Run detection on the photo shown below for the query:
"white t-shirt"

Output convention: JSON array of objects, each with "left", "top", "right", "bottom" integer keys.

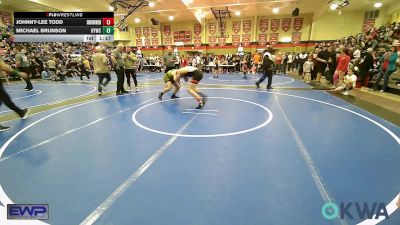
[
  {"left": 353, "top": 49, "right": 361, "bottom": 59},
  {"left": 344, "top": 74, "right": 357, "bottom": 87},
  {"left": 288, "top": 54, "right": 294, "bottom": 63},
  {"left": 303, "top": 61, "right": 313, "bottom": 73}
]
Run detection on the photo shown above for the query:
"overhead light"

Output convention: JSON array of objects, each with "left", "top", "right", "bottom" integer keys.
[
  {"left": 374, "top": 2, "right": 382, "bottom": 8},
  {"left": 235, "top": 11, "right": 241, "bottom": 16},
  {"left": 149, "top": 1, "right": 155, "bottom": 7},
  {"left": 330, "top": 3, "right": 338, "bottom": 10},
  {"left": 109, "top": 1, "right": 118, "bottom": 11},
  {"left": 182, "top": 0, "right": 193, "bottom": 4},
  {"left": 168, "top": 15, "right": 174, "bottom": 21},
  {"left": 272, "top": 8, "right": 279, "bottom": 14},
  {"left": 134, "top": 18, "right": 141, "bottom": 23}
]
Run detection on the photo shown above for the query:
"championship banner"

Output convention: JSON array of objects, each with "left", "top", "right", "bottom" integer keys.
[
  {"left": 259, "top": 18, "right": 269, "bottom": 33},
  {"left": 151, "top": 38, "right": 159, "bottom": 48},
  {"left": 363, "top": 19, "right": 375, "bottom": 32},
  {"left": 218, "top": 22, "right": 226, "bottom": 33},
  {"left": 218, "top": 37, "right": 226, "bottom": 46},
  {"left": 136, "top": 38, "right": 143, "bottom": 47},
  {"left": 163, "top": 25, "right": 171, "bottom": 36},
  {"left": 194, "top": 23, "right": 201, "bottom": 36},
  {"left": 135, "top": 27, "right": 142, "bottom": 38},
  {"left": 243, "top": 20, "right": 252, "bottom": 33},
  {"left": 144, "top": 38, "right": 151, "bottom": 48},
  {"left": 293, "top": 18, "right": 303, "bottom": 31},
  {"left": 194, "top": 35, "right": 201, "bottom": 48},
  {"left": 258, "top": 33, "right": 267, "bottom": 45},
  {"left": 292, "top": 32, "right": 301, "bottom": 44},
  {"left": 270, "top": 19, "right": 280, "bottom": 32},
  {"left": 142, "top": 27, "right": 150, "bottom": 37},
  {"left": 242, "top": 34, "right": 251, "bottom": 46},
  {"left": 209, "top": 36, "right": 217, "bottom": 47},
  {"left": 164, "top": 37, "right": 172, "bottom": 47},
  {"left": 269, "top": 33, "right": 279, "bottom": 45},
  {"left": 0, "top": 12, "right": 12, "bottom": 26},
  {"left": 208, "top": 23, "right": 217, "bottom": 35},
  {"left": 151, "top": 27, "right": 158, "bottom": 37},
  {"left": 232, "top": 34, "right": 241, "bottom": 47},
  {"left": 232, "top": 21, "right": 241, "bottom": 34},
  {"left": 282, "top": 18, "right": 291, "bottom": 32}
]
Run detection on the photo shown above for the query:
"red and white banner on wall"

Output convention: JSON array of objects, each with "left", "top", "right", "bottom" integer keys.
[
  {"left": 163, "top": 25, "right": 171, "bottom": 36},
  {"left": 142, "top": 27, "right": 150, "bottom": 38},
  {"left": 208, "top": 23, "right": 217, "bottom": 35},
  {"left": 164, "top": 37, "right": 172, "bottom": 47},
  {"left": 144, "top": 38, "right": 151, "bottom": 48},
  {"left": 151, "top": 27, "right": 158, "bottom": 37},
  {"left": 269, "top": 33, "right": 279, "bottom": 45},
  {"left": 136, "top": 38, "right": 143, "bottom": 47},
  {"left": 232, "top": 21, "right": 241, "bottom": 34},
  {"left": 218, "top": 37, "right": 226, "bottom": 46},
  {"left": 258, "top": 33, "right": 268, "bottom": 45},
  {"left": 270, "top": 19, "right": 280, "bottom": 32},
  {"left": 293, "top": 18, "right": 303, "bottom": 31},
  {"left": 242, "top": 34, "right": 251, "bottom": 46},
  {"left": 232, "top": 35, "right": 241, "bottom": 47},
  {"left": 362, "top": 19, "right": 375, "bottom": 32},
  {"left": 259, "top": 18, "right": 269, "bottom": 33},
  {"left": 243, "top": 20, "right": 252, "bottom": 33},
  {"left": 194, "top": 23, "right": 201, "bottom": 36},
  {"left": 194, "top": 36, "right": 201, "bottom": 48},
  {"left": 135, "top": 27, "right": 142, "bottom": 38},
  {"left": 292, "top": 32, "right": 301, "bottom": 44},
  {"left": 282, "top": 18, "right": 291, "bottom": 32},
  {"left": 209, "top": 36, "right": 217, "bottom": 47},
  {"left": 151, "top": 38, "right": 159, "bottom": 48}
]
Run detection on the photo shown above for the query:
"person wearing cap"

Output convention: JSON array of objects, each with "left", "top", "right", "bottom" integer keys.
[
  {"left": 358, "top": 47, "right": 374, "bottom": 87},
  {"left": 255, "top": 50, "right": 274, "bottom": 89},
  {"left": 0, "top": 58, "right": 29, "bottom": 131},
  {"left": 14, "top": 45, "right": 34, "bottom": 91},
  {"left": 92, "top": 45, "right": 111, "bottom": 95},
  {"left": 112, "top": 44, "right": 128, "bottom": 95}
]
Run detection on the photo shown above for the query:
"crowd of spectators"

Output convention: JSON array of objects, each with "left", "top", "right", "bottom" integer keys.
[{"left": 0, "top": 21, "right": 399, "bottom": 93}]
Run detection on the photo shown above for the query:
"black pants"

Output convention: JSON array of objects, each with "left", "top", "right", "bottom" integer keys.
[
  {"left": 80, "top": 68, "right": 90, "bottom": 80},
  {"left": 165, "top": 67, "right": 175, "bottom": 74},
  {"left": 0, "top": 79, "right": 24, "bottom": 116},
  {"left": 258, "top": 70, "right": 273, "bottom": 88},
  {"left": 125, "top": 69, "right": 137, "bottom": 87},
  {"left": 115, "top": 67, "right": 125, "bottom": 93},
  {"left": 97, "top": 73, "right": 111, "bottom": 92},
  {"left": 18, "top": 67, "right": 33, "bottom": 90}
]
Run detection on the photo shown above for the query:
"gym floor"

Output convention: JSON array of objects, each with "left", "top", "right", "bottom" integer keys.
[{"left": 0, "top": 72, "right": 399, "bottom": 225}]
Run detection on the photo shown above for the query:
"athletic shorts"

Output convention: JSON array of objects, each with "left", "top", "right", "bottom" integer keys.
[
  {"left": 188, "top": 70, "right": 203, "bottom": 84},
  {"left": 163, "top": 70, "right": 175, "bottom": 83}
]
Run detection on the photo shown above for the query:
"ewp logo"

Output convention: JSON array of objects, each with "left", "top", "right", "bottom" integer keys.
[
  {"left": 322, "top": 202, "right": 389, "bottom": 220},
  {"left": 7, "top": 204, "right": 49, "bottom": 220}
]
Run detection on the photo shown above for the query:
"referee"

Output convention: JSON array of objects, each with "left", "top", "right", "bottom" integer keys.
[
  {"left": 112, "top": 44, "right": 128, "bottom": 95},
  {"left": 255, "top": 49, "right": 274, "bottom": 90}
]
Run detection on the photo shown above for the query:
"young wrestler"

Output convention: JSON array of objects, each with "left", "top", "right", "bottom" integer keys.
[
  {"left": 174, "top": 66, "right": 205, "bottom": 109},
  {"left": 158, "top": 69, "right": 180, "bottom": 100}
]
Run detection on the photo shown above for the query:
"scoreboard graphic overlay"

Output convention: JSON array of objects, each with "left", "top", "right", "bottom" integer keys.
[{"left": 13, "top": 12, "right": 114, "bottom": 42}]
